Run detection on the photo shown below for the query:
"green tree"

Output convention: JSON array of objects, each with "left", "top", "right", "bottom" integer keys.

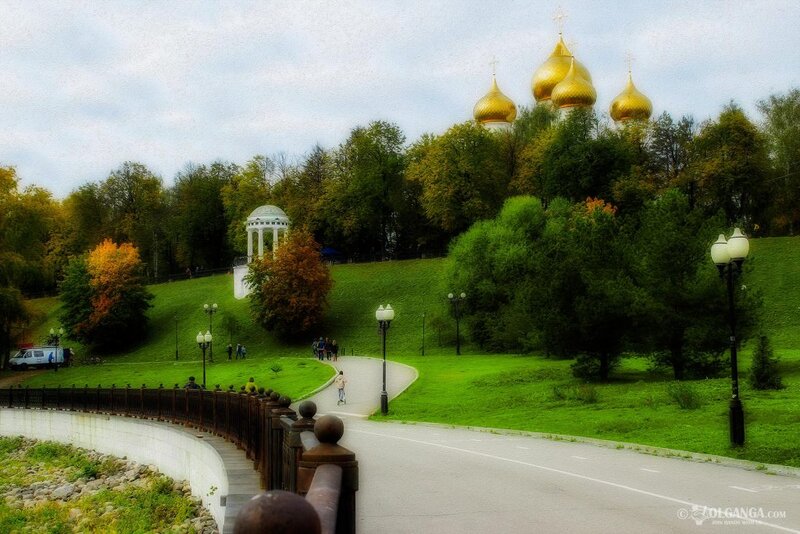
[
  {"left": 270, "top": 145, "right": 331, "bottom": 246},
  {"left": 757, "top": 89, "right": 800, "bottom": 234},
  {"left": 100, "top": 162, "right": 168, "bottom": 280},
  {"left": 244, "top": 228, "right": 332, "bottom": 338},
  {"left": 325, "top": 121, "right": 407, "bottom": 257},
  {"left": 632, "top": 190, "right": 735, "bottom": 379},
  {"left": 59, "top": 240, "right": 153, "bottom": 350},
  {"left": 536, "top": 108, "right": 636, "bottom": 205},
  {"left": 748, "top": 334, "right": 783, "bottom": 390},
  {"left": 221, "top": 155, "right": 273, "bottom": 255},
  {"left": 647, "top": 112, "right": 696, "bottom": 196},
  {"left": 691, "top": 104, "right": 770, "bottom": 228},
  {"left": 407, "top": 121, "right": 510, "bottom": 237},
  {"left": 169, "top": 161, "right": 238, "bottom": 270}
]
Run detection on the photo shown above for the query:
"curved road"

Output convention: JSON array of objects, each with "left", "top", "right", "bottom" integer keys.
[{"left": 305, "top": 357, "right": 800, "bottom": 533}]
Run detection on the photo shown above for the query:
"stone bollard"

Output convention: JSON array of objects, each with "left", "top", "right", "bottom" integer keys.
[
  {"left": 233, "top": 490, "right": 321, "bottom": 534},
  {"left": 298, "top": 415, "right": 358, "bottom": 534},
  {"left": 284, "top": 401, "right": 317, "bottom": 492}
]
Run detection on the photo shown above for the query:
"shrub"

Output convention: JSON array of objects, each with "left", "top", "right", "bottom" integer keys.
[
  {"left": 748, "top": 335, "right": 784, "bottom": 390},
  {"left": 666, "top": 382, "right": 703, "bottom": 409}
]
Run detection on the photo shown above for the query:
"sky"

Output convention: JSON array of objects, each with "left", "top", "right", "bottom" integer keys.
[{"left": 2, "top": 1, "right": 799, "bottom": 198}]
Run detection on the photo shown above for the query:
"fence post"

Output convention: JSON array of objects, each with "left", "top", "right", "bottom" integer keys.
[
  {"left": 125, "top": 384, "right": 130, "bottom": 416},
  {"left": 298, "top": 415, "right": 358, "bottom": 534},
  {"left": 270, "top": 396, "right": 296, "bottom": 491},
  {"left": 284, "top": 400, "right": 317, "bottom": 492},
  {"left": 157, "top": 384, "right": 163, "bottom": 420}
]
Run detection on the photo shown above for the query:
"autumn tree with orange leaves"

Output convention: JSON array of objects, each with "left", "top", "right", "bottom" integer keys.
[
  {"left": 245, "top": 229, "right": 332, "bottom": 338},
  {"left": 59, "top": 239, "right": 153, "bottom": 350}
]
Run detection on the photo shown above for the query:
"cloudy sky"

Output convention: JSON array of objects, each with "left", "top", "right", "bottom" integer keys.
[{"left": 2, "top": 1, "right": 799, "bottom": 198}]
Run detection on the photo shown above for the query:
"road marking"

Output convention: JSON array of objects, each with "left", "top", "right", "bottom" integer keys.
[
  {"left": 471, "top": 439, "right": 482, "bottom": 442},
  {"left": 571, "top": 455, "right": 588, "bottom": 460},
  {"left": 640, "top": 468, "right": 660, "bottom": 473},
  {"left": 730, "top": 486, "right": 758, "bottom": 493},
  {"left": 516, "top": 446, "right": 530, "bottom": 450},
  {"left": 351, "top": 428, "right": 800, "bottom": 534}
]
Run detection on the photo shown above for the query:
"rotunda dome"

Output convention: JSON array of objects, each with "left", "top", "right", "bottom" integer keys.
[
  {"left": 551, "top": 57, "right": 597, "bottom": 109},
  {"left": 474, "top": 77, "right": 517, "bottom": 124},
  {"left": 248, "top": 205, "right": 289, "bottom": 222},
  {"left": 532, "top": 35, "right": 592, "bottom": 102},
  {"left": 610, "top": 72, "right": 652, "bottom": 122}
]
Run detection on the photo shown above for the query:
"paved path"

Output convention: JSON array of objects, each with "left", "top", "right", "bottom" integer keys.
[{"left": 304, "top": 357, "right": 800, "bottom": 533}]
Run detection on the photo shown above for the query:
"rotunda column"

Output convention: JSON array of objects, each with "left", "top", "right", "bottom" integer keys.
[
  {"left": 273, "top": 227, "right": 279, "bottom": 255},
  {"left": 247, "top": 227, "right": 253, "bottom": 262},
  {"left": 258, "top": 227, "right": 264, "bottom": 258}
]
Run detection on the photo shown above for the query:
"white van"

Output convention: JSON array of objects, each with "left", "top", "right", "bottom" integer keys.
[{"left": 9, "top": 346, "right": 72, "bottom": 370}]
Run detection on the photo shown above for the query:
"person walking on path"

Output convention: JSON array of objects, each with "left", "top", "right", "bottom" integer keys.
[
  {"left": 317, "top": 337, "right": 325, "bottom": 361},
  {"left": 235, "top": 343, "right": 242, "bottom": 360},
  {"left": 332, "top": 339, "right": 339, "bottom": 361},
  {"left": 334, "top": 370, "right": 347, "bottom": 405},
  {"left": 226, "top": 343, "right": 233, "bottom": 361},
  {"left": 241, "top": 345, "right": 247, "bottom": 359}
]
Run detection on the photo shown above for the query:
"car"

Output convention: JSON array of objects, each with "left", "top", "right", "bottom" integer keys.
[{"left": 9, "top": 346, "right": 72, "bottom": 370}]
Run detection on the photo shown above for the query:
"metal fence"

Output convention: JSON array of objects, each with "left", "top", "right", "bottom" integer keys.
[{"left": 0, "top": 385, "right": 357, "bottom": 534}]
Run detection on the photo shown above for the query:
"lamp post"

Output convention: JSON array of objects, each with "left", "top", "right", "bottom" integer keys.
[
  {"left": 203, "top": 303, "right": 218, "bottom": 362},
  {"left": 376, "top": 304, "right": 395, "bottom": 415},
  {"left": 49, "top": 327, "right": 64, "bottom": 372},
  {"left": 196, "top": 330, "right": 212, "bottom": 388},
  {"left": 447, "top": 292, "right": 466, "bottom": 355},
  {"left": 710, "top": 228, "right": 750, "bottom": 446}
]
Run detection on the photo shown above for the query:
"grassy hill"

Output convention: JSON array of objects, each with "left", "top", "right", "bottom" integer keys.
[
  {"left": 8, "top": 237, "right": 800, "bottom": 465},
  {"left": 16, "top": 236, "right": 800, "bottom": 366}
]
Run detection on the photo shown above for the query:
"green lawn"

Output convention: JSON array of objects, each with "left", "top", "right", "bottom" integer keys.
[{"left": 379, "top": 353, "right": 800, "bottom": 467}]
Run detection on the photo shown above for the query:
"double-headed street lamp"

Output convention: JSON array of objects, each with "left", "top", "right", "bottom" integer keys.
[
  {"left": 203, "top": 303, "right": 218, "bottom": 362},
  {"left": 376, "top": 304, "right": 395, "bottom": 415},
  {"left": 196, "top": 330, "right": 212, "bottom": 388},
  {"left": 447, "top": 292, "right": 466, "bottom": 355},
  {"left": 710, "top": 228, "right": 750, "bottom": 447},
  {"left": 49, "top": 327, "right": 64, "bottom": 372}
]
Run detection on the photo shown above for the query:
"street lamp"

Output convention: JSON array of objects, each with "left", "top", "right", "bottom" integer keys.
[
  {"left": 376, "top": 304, "right": 395, "bottom": 415},
  {"left": 203, "top": 303, "right": 218, "bottom": 362},
  {"left": 49, "top": 327, "right": 64, "bottom": 372},
  {"left": 710, "top": 228, "right": 750, "bottom": 446},
  {"left": 447, "top": 292, "right": 466, "bottom": 355},
  {"left": 196, "top": 330, "right": 212, "bottom": 388}
]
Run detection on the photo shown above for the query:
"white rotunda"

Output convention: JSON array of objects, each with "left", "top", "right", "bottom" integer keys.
[{"left": 233, "top": 205, "right": 291, "bottom": 299}]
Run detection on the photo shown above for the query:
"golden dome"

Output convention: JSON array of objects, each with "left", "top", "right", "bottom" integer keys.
[
  {"left": 551, "top": 57, "right": 596, "bottom": 109},
  {"left": 473, "top": 77, "right": 517, "bottom": 124},
  {"left": 532, "top": 34, "right": 592, "bottom": 102},
  {"left": 610, "top": 72, "right": 652, "bottom": 122}
]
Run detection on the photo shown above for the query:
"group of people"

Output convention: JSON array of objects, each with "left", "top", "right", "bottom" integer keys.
[
  {"left": 312, "top": 337, "right": 339, "bottom": 361},
  {"left": 226, "top": 343, "right": 247, "bottom": 360}
]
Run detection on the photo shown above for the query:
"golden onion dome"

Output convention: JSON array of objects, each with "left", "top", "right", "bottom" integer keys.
[
  {"left": 551, "top": 57, "right": 596, "bottom": 109},
  {"left": 473, "top": 77, "right": 517, "bottom": 124},
  {"left": 610, "top": 72, "right": 653, "bottom": 122},
  {"left": 532, "top": 34, "right": 592, "bottom": 102}
]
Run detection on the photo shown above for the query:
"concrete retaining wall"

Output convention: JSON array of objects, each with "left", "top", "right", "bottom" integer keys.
[{"left": 0, "top": 408, "right": 261, "bottom": 533}]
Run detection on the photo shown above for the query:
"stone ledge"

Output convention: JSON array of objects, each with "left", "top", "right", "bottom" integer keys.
[{"left": 0, "top": 408, "right": 262, "bottom": 534}]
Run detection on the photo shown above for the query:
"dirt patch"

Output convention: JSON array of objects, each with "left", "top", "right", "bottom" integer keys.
[{"left": 0, "top": 370, "right": 44, "bottom": 388}]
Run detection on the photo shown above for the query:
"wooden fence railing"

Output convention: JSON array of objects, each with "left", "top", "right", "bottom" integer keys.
[{"left": 0, "top": 384, "right": 357, "bottom": 534}]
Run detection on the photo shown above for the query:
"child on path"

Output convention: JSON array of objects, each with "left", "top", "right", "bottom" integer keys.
[{"left": 334, "top": 370, "right": 347, "bottom": 405}]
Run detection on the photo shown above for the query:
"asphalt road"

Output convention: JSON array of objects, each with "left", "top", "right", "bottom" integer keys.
[{"left": 305, "top": 357, "right": 800, "bottom": 533}]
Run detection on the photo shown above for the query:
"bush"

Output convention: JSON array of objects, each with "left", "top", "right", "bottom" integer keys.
[
  {"left": 748, "top": 335, "right": 784, "bottom": 390},
  {"left": 666, "top": 382, "right": 703, "bottom": 409}
]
